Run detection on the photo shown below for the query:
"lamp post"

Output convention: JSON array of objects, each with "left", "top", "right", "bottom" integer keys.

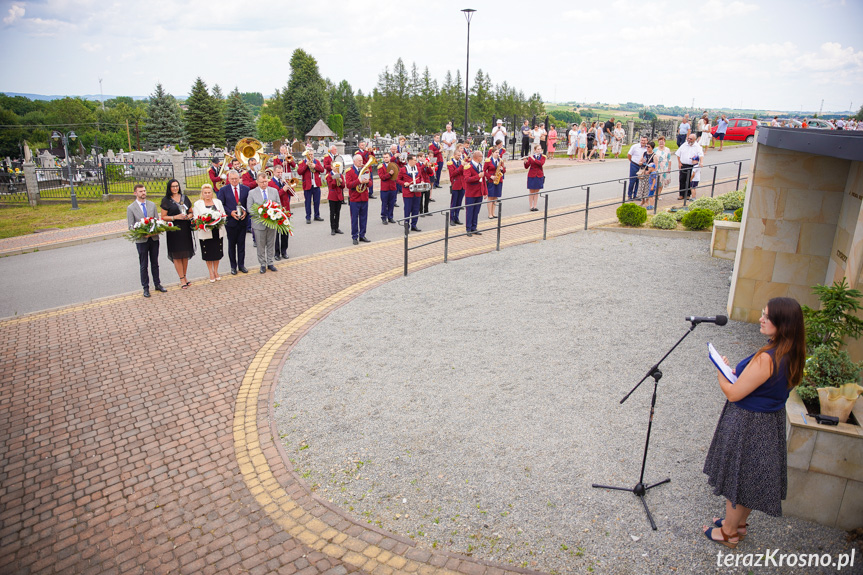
[
  {"left": 52, "top": 130, "right": 79, "bottom": 209},
  {"left": 462, "top": 8, "right": 476, "bottom": 145}
]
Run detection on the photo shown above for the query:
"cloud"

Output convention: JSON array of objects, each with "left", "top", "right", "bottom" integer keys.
[
  {"left": 3, "top": 4, "right": 24, "bottom": 24},
  {"left": 82, "top": 42, "right": 102, "bottom": 52},
  {"left": 702, "top": 0, "right": 759, "bottom": 15}
]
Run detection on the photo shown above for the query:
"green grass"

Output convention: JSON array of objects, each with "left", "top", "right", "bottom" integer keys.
[{"left": 0, "top": 193, "right": 204, "bottom": 239}]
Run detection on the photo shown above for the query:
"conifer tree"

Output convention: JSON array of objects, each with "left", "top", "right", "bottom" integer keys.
[
  {"left": 144, "top": 83, "right": 185, "bottom": 150},
  {"left": 224, "top": 87, "right": 256, "bottom": 147},
  {"left": 282, "top": 49, "right": 329, "bottom": 137},
  {"left": 185, "top": 77, "right": 223, "bottom": 150}
]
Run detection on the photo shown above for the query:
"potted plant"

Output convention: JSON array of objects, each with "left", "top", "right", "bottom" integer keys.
[{"left": 797, "top": 278, "right": 863, "bottom": 422}]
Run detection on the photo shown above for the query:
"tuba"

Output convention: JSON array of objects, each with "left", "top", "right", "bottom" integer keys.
[
  {"left": 356, "top": 156, "right": 377, "bottom": 192},
  {"left": 235, "top": 137, "right": 271, "bottom": 172},
  {"left": 216, "top": 152, "right": 235, "bottom": 181}
]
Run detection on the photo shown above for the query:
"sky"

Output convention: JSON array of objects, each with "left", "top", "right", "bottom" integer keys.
[{"left": 1, "top": 0, "right": 862, "bottom": 113}]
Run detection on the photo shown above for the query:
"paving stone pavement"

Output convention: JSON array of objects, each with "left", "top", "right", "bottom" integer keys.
[{"left": 0, "top": 181, "right": 744, "bottom": 575}]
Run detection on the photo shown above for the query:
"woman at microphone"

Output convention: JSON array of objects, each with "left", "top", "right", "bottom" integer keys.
[{"left": 702, "top": 297, "right": 806, "bottom": 549}]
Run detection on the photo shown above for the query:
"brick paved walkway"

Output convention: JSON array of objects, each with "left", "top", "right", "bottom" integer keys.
[{"left": 0, "top": 179, "right": 743, "bottom": 575}]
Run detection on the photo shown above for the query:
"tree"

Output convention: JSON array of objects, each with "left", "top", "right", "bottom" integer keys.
[
  {"left": 855, "top": 104, "right": 863, "bottom": 121},
  {"left": 256, "top": 114, "right": 287, "bottom": 142},
  {"left": 327, "top": 113, "right": 344, "bottom": 139},
  {"left": 330, "top": 80, "right": 362, "bottom": 137},
  {"left": 224, "top": 87, "right": 256, "bottom": 147},
  {"left": 283, "top": 49, "right": 329, "bottom": 138},
  {"left": 184, "top": 77, "right": 223, "bottom": 150},
  {"left": 144, "top": 83, "right": 185, "bottom": 150},
  {"left": 0, "top": 108, "right": 24, "bottom": 158}
]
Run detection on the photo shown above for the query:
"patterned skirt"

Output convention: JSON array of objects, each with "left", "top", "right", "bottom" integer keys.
[{"left": 703, "top": 401, "right": 787, "bottom": 516}]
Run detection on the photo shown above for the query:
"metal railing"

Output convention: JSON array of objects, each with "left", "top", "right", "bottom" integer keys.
[
  {"left": 395, "top": 158, "right": 750, "bottom": 276},
  {"left": 36, "top": 167, "right": 105, "bottom": 199}
]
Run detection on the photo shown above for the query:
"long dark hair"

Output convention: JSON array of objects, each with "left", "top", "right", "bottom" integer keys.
[
  {"left": 164, "top": 178, "right": 182, "bottom": 198},
  {"left": 757, "top": 297, "right": 806, "bottom": 388}
]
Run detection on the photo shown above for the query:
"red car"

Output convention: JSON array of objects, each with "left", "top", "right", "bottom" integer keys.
[{"left": 710, "top": 118, "right": 758, "bottom": 143}]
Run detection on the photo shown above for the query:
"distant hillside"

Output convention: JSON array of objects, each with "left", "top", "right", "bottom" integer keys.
[{"left": 1, "top": 92, "right": 147, "bottom": 101}]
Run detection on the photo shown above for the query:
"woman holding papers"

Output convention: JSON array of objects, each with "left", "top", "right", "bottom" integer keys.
[{"left": 702, "top": 297, "right": 806, "bottom": 549}]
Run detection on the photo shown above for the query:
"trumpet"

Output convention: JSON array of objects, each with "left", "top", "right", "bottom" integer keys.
[{"left": 303, "top": 149, "right": 315, "bottom": 163}]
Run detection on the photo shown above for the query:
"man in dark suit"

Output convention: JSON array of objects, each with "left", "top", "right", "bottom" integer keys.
[
  {"left": 126, "top": 184, "right": 167, "bottom": 297},
  {"left": 217, "top": 170, "right": 250, "bottom": 275}
]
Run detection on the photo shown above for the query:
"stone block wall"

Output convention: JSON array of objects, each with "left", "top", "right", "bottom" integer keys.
[
  {"left": 728, "top": 145, "right": 852, "bottom": 323},
  {"left": 710, "top": 221, "right": 740, "bottom": 260}
]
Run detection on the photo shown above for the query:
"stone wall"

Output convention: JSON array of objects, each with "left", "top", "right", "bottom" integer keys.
[
  {"left": 728, "top": 144, "right": 850, "bottom": 323},
  {"left": 710, "top": 220, "right": 740, "bottom": 260}
]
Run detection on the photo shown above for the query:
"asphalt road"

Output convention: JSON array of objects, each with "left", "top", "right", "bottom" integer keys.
[{"left": 0, "top": 146, "right": 752, "bottom": 318}]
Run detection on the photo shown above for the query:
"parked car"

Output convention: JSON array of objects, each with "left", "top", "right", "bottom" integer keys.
[
  {"left": 711, "top": 118, "right": 758, "bottom": 143},
  {"left": 805, "top": 118, "right": 835, "bottom": 130}
]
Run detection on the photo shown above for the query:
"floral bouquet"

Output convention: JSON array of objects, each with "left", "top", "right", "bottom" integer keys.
[
  {"left": 192, "top": 210, "right": 225, "bottom": 232},
  {"left": 251, "top": 200, "right": 293, "bottom": 236},
  {"left": 125, "top": 217, "right": 178, "bottom": 241}
]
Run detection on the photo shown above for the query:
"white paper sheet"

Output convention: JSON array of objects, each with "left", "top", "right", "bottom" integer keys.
[{"left": 708, "top": 342, "right": 737, "bottom": 383}]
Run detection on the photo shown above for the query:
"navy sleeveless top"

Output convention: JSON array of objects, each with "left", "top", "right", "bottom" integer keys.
[{"left": 734, "top": 349, "right": 790, "bottom": 413}]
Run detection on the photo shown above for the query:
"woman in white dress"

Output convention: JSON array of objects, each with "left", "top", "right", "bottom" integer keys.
[
  {"left": 612, "top": 122, "right": 626, "bottom": 158},
  {"left": 595, "top": 125, "right": 607, "bottom": 161},
  {"left": 192, "top": 184, "right": 227, "bottom": 282},
  {"left": 699, "top": 117, "right": 712, "bottom": 148},
  {"left": 567, "top": 124, "right": 578, "bottom": 160}
]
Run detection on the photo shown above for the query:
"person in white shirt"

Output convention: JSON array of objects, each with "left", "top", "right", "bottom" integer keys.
[
  {"left": 675, "top": 133, "right": 704, "bottom": 200},
  {"left": 626, "top": 135, "right": 649, "bottom": 199},
  {"left": 771, "top": 117, "right": 780, "bottom": 127},
  {"left": 441, "top": 123, "right": 458, "bottom": 164},
  {"left": 836, "top": 118, "right": 846, "bottom": 130},
  {"left": 612, "top": 122, "right": 626, "bottom": 158},
  {"left": 531, "top": 124, "right": 542, "bottom": 148},
  {"left": 491, "top": 120, "right": 506, "bottom": 146},
  {"left": 567, "top": 123, "right": 578, "bottom": 160}
]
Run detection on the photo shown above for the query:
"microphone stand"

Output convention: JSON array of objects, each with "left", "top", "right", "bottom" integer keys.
[{"left": 591, "top": 320, "right": 703, "bottom": 530}]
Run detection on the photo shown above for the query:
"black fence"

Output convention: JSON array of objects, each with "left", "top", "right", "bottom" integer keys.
[
  {"left": 0, "top": 171, "right": 27, "bottom": 202},
  {"left": 183, "top": 157, "right": 218, "bottom": 191},
  {"left": 103, "top": 161, "right": 174, "bottom": 195},
  {"left": 36, "top": 166, "right": 105, "bottom": 199},
  {"left": 396, "top": 158, "right": 750, "bottom": 276}
]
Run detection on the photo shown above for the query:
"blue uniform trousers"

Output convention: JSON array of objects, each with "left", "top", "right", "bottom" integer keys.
[
  {"left": 350, "top": 200, "right": 368, "bottom": 239},
  {"left": 380, "top": 190, "right": 397, "bottom": 220},
  {"left": 450, "top": 188, "right": 465, "bottom": 223},
  {"left": 465, "top": 196, "right": 482, "bottom": 232},
  {"left": 304, "top": 187, "right": 321, "bottom": 220},
  {"left": 403, "top": 196, "right": 420, "bottom": 228}
]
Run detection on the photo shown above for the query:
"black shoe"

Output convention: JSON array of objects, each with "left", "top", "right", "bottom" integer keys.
[
  {"left": 274, "top": 254, "right": 281, "bottom": 261},
  {"left": 231, "top": 268, "right": 238, "bottom": 275},
  {"left": 369, "top": 195, "right": 376, "bottom": 199},
  {"left": 314, "top": 217, "right": 324, "bottom": 222},
  {"left": 267, "top": 265, "right": 278, "bottom": 272},
  {"left": 474, "top": 230, "right": 482, "bottom": 235},
  {"left": 455, "top": 219, "right": 463, "bottom": 225},
  {"left": 143, "top": 288, "right": 151, "bottom": 298},
  {"left": 260, "top": 266, "right": 266, "bottom": 274},
  {"left": 429, "top": 198, "right": 436, "bottom": 201},
  {"left": 306, "top": 219, "right": 311, "bottom": 224},
  {"left": 388, "top": 218, "right": 396, "bottom": 224},
  {"left": 353, "top": 238, "right": 359, "bottom": 245},
  {"left": 281, "top": 252, "right": 288, "bottom": 259},
  {"left": 154, "top": 285, "right": 167, "bottom": 293},
  {"left": 335, "top": 229, "right": 344, "bottom": 234},
  {"left": 342, "top": 200, "right": 348, "bottom": 205},
  {"left": 382, "top": 218, "right": 388, "bottom": 225},
  {"left": 239, "top": 266, "right": 248, "bottom": 273},
  {"left": 359, "top": 237, "right": 370, "bottom": 243},
  {"left": 331, "top": 230, "right": 336, "bottom": 235},
  {"left": 394, "top": 203, "right": 400, "bottom": 207},
  {"left": 466, "top": 231, "right": 472, "bottom": 237},
  {"left": 253, "top": 242, "right": 257, "bottom": 248},
  {"left": 411, "top": 226, "right": 421, "bottom": 232}
]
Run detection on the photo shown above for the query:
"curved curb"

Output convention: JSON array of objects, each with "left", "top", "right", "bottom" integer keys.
[{"left": 231, "top": 241, "right": 571, "bottom": 574}]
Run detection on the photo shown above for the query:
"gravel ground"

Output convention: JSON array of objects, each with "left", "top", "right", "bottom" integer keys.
[{"left": 273, "top": 230, "right": 858, "bottom": 575}]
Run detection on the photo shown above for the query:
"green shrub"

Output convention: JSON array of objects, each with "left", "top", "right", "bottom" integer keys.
[
  {"left": 650, "top": 212, "right": 677, "bottom": 229},
  {"left": 688, "top": 197, "right": 723, "bottom": 215},
  {"left": 681, "top": 208, "right": 714, "bottom": 230},
  {"left": 718, "top": 189, "right": 746, "bottom": 211},
  {"left": 616, "top": 203, "right": 647, "bottom": 227},
  {"left": 797, "top": 345, "right": 863, "bottom": 403},
  {"left": 670, "top": 209, "right": 687, "bottom": 221},
  {"left": 802, "top": 277, "right": 863, "bottom": 351},
  {"left": 733, "top": 208, "right": 743, "bottom": 222}
]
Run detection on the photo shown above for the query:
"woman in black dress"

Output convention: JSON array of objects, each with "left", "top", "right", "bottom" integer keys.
[{"left": 159, "top": 179, "right": 195, "bottom": 288}]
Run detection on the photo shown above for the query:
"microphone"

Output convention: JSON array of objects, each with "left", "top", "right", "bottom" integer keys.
[{"left": 686, "top": 315, "right": 728, "bottom": 326}]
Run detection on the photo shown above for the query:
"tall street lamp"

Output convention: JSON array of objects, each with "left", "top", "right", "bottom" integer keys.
[
  {"left": 462, "top": 8, "right": 476, "bottom": 145},
  {"left": 52, "top": 130, "right": 79, "bottom": 209}
]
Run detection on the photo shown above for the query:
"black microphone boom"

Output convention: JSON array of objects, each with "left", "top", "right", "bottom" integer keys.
[{"left": 685, "top": 315, "right": 728, "bottom": 325}]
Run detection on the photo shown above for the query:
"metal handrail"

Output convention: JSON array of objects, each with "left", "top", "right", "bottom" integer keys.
[{"left": 395, "top": 158, "right": 750, "bottom": 276}]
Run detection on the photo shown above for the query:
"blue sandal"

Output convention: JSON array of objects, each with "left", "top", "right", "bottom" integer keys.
[{"left": 704, "top": 526, "right": 739, "bottom": 549}]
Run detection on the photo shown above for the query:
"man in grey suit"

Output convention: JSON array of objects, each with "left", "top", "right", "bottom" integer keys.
[
  {"left": 127, "top": 184, "right": 167, "bottom": 297},
  {"left": 247, "top": 172, "right": 281, "bottom": 274}
]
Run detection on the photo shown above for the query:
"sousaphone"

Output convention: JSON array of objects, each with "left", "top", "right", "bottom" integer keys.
[{"left": 235, "top": 137, "right": 271, "bottom": 172}]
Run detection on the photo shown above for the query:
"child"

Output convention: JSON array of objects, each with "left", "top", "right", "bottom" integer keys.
[
  {"left": 325, "top": 162, "right": 345, "bottom": 235},
  {"left": 690, "top": 155, "right": 701, "bottom": 200}
]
